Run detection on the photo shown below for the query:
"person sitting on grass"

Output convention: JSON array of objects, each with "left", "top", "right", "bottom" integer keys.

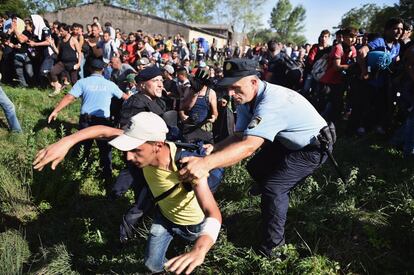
[{"left": 33, "top": 112, "right": 222, "bottom": 275}]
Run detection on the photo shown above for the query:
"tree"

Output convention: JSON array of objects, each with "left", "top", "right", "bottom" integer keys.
[
  {"left": 337, "top": 4, "right": 380, "bottom": 31},
  {"left": 399, "top": 0, "right": 413, "bottom": 20},
  {"left": 224, "top": 0, "right": 265, "bottom": 33},
  {"left": 269, "top": 0, "right": 306, "bottom": 45},
  {"left": 368, "top": 6, "right": 401, "bottom": 34},
  {"left": 113, "top": 0, "right": 159, "bottom": 15},
  {"left": 338, "top": 0, "right": 410, "bottom": 35},
  {"left": 44, "top": 0, "right": 83, "bottom": 11},
  {"left": 247, "top": 28, "right": 275, "bottom": 44},
  {"left": 164, "top": 0, "right": 218, "bottom": 24},
  {"left": 0, "top": 0, "right": 30, "bottom": 18}
]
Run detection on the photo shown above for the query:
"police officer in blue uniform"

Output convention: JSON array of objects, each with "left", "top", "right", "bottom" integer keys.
[
  {"left": 48, "top": 59, "right": 129, "bottom": 182},
  {"left": 180, "top": 59, "right": 332, "bottom": 256}
]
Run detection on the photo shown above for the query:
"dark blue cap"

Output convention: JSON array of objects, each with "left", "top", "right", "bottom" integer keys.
[
  {"left": 90, "top": 59, "right": 105, "bottom": 70},
  {"left": 135, "top": 66, "right": 162, "bottom": 82},
  {"left": 218, "top": 59, "right": 259, "bottom": 86}
]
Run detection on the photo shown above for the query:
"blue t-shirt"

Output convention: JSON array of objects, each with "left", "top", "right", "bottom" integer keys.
[
  {"left": 367, "top": 37, "right": 400, "bottom": 87},
  {"left": 368, "top": 37, "right": 400, "bottom": 61},
  {"left": 70, "top": 74, "right": 123, "bottom": 118},
  {"left": 235, "top": 81, "right": 327, "bottom": 150}
]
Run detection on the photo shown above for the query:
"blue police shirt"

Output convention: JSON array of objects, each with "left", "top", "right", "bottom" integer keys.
[
  {"left": 235, "top": 81, "right": 327, "bottom": 150},
  {"left": 70, "top": 73, "right": 124, "bottom": 118}
]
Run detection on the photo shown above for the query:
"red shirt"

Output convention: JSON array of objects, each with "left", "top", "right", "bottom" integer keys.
[
  {"left": 320, "top": 43, "right": 356, "bottom": 85},
  {"left": 122, "top": 42, "right": 138, "bottom": 66}
]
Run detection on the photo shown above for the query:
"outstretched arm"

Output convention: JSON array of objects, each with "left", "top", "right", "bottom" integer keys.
[
  {"left": 48, "top": 94, "right": 76, "bottom": 123},
  {"left": 179, "top": 135, "right": 264, "bottom": 181},
  {"left": 33, "top": 125, "right": 123, "bottom": 171},
  {"left": 164, "top": 178, "right": 221, "bottom": 275}
]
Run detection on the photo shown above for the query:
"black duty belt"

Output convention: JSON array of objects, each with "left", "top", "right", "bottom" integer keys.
[{"left": 80, "top": 114, "right": 112, "bottom": 124}]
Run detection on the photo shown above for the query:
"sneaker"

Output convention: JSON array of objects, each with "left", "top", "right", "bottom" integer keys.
[{"left": 48, "top": 90, "right": 61, "bottom": 97}]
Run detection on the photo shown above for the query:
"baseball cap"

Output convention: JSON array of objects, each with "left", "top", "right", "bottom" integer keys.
[
  {"left": 135, "top": 66, "right": 162, "bottom": 82},
  {"left": 136, "top": 57, "right": 150, "bottom": 66},
  {"left": 162, "top": 64, "right": 174, "bottom": 75},
  {"left": 126, "top": 73, "right": 137, "bottom": 83},
  {"left": 218, "top": 59, "right": 260, "bottom": 87},
  {"left": 109, "top": 112, "right": 169, "bottom": 151}
]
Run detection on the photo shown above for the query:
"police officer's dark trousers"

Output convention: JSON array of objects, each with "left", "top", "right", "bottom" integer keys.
[
  {"left": 78, "top": 115, "right": 113, "bottom": 181},
  {"left": 247, "top": 141, "right": 328, "bottom": 256}
]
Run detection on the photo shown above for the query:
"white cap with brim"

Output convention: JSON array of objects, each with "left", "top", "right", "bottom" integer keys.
[{"left": 109, "top": 112, "right": 169, "bottom": 151}]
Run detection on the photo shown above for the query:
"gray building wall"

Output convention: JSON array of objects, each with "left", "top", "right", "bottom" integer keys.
[{"left": 42, "top": 2, "right": 227, "bottom": 44}]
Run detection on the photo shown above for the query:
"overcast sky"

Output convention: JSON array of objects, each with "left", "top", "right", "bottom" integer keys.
[{"left": 259, "top": 0, "right": 399, "bottom": 43}]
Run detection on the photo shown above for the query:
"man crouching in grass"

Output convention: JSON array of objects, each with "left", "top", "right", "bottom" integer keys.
[{"left": 33, "top": 112, "right": 221, "bottom": 275}]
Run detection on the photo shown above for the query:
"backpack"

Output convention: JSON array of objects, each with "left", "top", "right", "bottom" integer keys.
[
  {"left": 269, "top": 52, "right": 303, "bottom": 87},
  {"left": 311, "top": 53, "right": 329, "bottom": 81}
]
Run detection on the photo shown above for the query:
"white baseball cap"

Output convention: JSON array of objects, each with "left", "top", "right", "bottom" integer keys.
[{"left": 109, "top": 112, "right": 169, "bottom": 151}]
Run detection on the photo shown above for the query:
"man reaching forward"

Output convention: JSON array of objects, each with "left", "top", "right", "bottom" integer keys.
[{"left": 33, "top": 112, "right": 221, "bottom": 274}]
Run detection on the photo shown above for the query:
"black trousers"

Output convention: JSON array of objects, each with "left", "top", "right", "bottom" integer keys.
[
  {"left": 247, "top": 141, "right": 329, "bottom": 255},
  {"left": 78, "top": 115, "right": 113, "bottom": 181}
]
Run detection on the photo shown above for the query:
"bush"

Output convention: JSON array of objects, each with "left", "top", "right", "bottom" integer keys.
[
  {"left": 0, "top": 230, "right": 31, "bottom": 275},
  {"left": 0, "top": 165, "right": 37, "bottom": 222},
  {"left": 31, "top": 244, "right": 79, "bottom": 275}
]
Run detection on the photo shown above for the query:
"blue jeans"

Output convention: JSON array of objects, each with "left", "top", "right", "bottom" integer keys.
[
  {"left": 79, "top": 55, "right": 86, "bottom": 79},
  {"left": 14, "top": 53, "right": 34, "bottom": 87},
  {"left": 0, "top": 86, "right": 22, "bottom": 132},
  {"left": 392, "top": 111, "right": 414, "bottom": 156},
  {"left": 144, "top": 211, "right": 203, "bottom": 273},
  {"left": 103, "top": 66, "right": 112, "bottom": 80},
  {"left": 301, "top": 74, "right": 313, "bottom": 96}
]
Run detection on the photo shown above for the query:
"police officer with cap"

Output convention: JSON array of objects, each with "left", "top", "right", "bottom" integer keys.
[
  {"left": 179, "top": 58, "right": 332, "bottom": 256},
  {"left": 119, "top": 66, "right": 166, "bottom": 127},
  {"left": 48, "top": 58, "right": 129, "bottom": 182},
  {"left": 112, "top": 65, "right": 169, "bottom": 241}
]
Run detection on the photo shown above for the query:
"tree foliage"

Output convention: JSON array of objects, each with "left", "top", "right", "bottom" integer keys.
[
  {"left": 339, "top": 0, "right": 413, "bottom": 35},
  {"left": 161, "top": 0, "right": 218, "bottom": 23},
  {"left": 44, "top": 0, "right": 83, "bottom": 11},
  {"left": 268, "top": 0, "right": 306, "bottom": 45},
  {"left": 368, "top": 6, "right": 401, "bottom": 34},
  {"left": 399, "top": 0, "right": 414, "bottom": 20},
  {"left": 0, "top": 0, "right": 30, "bottom": 18},
  {"left": 113, "top": 0, "right": 160, "bottom": 15},
  {"left": 247, "top": 28, "right": 275, "bottom": 45},
  {"left": 338, "top": 4, "right": 380, "bottom": 31},
  {"left": 223, "top": 0, "right": 265, "bottom": 33}
]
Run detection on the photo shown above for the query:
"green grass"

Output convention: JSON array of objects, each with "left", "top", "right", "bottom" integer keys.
[{"left": 0, "top": 85, "right": 413, "bottom": 274}]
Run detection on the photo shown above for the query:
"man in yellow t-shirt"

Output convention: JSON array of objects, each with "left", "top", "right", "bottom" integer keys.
[{"left": 33, "top": 112, "right": 222, "bottom": 275}]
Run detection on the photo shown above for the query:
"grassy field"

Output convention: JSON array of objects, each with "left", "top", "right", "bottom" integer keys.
[{"left": 0, "top": 85, "right": 413, "bottom": 274}]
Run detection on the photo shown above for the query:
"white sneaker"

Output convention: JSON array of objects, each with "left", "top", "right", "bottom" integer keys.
[{"left": 48, "top": 90, "right": 61, "bottom": 97}]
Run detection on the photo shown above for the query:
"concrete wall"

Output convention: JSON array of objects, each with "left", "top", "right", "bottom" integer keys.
[{"left": 43, "top": 3, "right": 228, "bottom": 46}]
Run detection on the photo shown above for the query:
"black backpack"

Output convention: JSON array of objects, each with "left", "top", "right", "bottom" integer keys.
[{"left": 269, "top": 52, "right": 303, "bottom": 88}]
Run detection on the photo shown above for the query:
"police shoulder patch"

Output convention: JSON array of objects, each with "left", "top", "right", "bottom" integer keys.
[{"left": 248, "top": 116, "right": 262, "bottom": 129}]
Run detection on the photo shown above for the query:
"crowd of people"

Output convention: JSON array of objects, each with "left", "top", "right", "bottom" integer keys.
[{"left": 1, "top": 11, "right": 413, "bottom": 275}]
